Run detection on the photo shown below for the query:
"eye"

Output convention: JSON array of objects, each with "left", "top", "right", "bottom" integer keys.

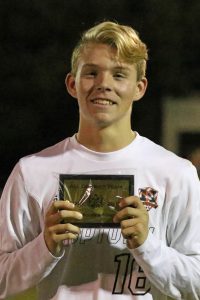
[
  {"left": 82, "top": 70, "right": 97, "bottom": 77},
  {"left": 114, "top": 72, "right": 126, "bottom": 79},
  {"left": 89, "top": 71, "right": 97, "bottom": 76}
]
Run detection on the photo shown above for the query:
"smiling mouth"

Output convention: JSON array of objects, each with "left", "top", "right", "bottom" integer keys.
[{"left": 91, "top": 98, "right": 116, "bottom": 106}]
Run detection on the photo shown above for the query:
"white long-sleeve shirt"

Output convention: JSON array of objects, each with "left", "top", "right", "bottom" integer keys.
[{"left": 0, "top": 133, "right": 200, "bottom": 300}]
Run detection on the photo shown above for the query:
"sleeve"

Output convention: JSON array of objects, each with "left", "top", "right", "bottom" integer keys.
[
  {"left": 131, "top": 163, "right": 200, "bottom": 300},
  {"left": 0, "top": 162, "right": 62, "bottom": 299}
]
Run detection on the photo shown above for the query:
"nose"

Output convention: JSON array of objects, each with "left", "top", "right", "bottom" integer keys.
[{"left": 95, "top": 72, "right": 112, "bottom": 92}]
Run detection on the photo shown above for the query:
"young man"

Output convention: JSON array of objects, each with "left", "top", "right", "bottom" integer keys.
[{"left": 0, "top": 21, "right": 200, "bottom": 300}]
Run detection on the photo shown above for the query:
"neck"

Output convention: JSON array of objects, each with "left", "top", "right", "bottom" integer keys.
[{"left": 76, "top": 125, "right": 136, "bottom": 152}]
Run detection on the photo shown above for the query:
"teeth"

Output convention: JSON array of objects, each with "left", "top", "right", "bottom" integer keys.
[{"left": 92, "top": 99, "right": 114, "bottom": 105}]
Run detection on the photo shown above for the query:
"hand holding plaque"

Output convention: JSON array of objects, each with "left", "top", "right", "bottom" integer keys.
[
  {"left": 113, "top": 196, "right": 149, "bottom": 248},
  {"left": 44, "top": 200, "right": 83, "bottom": 256}
]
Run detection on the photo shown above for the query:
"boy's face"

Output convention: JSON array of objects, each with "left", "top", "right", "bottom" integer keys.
[{"left": 66, "top": 43, "right": 147, "bottom": 129}]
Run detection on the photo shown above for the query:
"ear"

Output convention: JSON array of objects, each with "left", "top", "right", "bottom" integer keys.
[
  {"left": 65, "top": 73, "right": 77, "bottom": 99},
  {"left": 134, "top": 77, "right": 148, "bottom": 101}
]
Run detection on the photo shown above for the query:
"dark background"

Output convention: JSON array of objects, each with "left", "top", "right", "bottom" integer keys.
[{"left": 1, "top": 0, "right": 200, "bottom": 188}]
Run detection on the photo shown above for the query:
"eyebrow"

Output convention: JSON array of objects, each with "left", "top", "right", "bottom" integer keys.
[
  {"left": 82, "top": 64, "right": 97, "bottom": 67},
  {"left": 113, "top": 66, "right": 131, "bottom": 72},
  {"left": 82, "top": 64, "right": 131, "bottom": 72}
]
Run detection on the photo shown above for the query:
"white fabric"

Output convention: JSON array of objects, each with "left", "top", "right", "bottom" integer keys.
[{"left": 0, "top": 132, "right": 200, "bottom": 300}]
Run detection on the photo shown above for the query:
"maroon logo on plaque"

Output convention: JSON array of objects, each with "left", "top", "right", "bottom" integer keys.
[{"left": 138, "top": 187, "right": 158, "bottom": 211}]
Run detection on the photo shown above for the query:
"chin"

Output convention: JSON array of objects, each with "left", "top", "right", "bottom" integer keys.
[
  {"left": 89, "top": 114, "right": 113, "bottom": 127},
  {"left": 96, "top": 115, "right": 115, "bottom": 125}
]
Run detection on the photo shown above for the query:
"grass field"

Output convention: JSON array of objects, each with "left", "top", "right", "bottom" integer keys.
[{"left": 6, "top": 288, "right": 36, "bottom": 300}]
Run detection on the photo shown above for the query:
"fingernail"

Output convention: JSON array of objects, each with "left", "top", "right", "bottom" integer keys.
[
  {"left": 66, "top": 201, "right": 74, "bottom": 208},
  {"left": 77, "top": 213, "right": 83, "bottom": 219}
]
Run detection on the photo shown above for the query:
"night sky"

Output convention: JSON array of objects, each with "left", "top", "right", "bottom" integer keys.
[{"left": 1, "top": 0, "right": 200, "bottom": 188}]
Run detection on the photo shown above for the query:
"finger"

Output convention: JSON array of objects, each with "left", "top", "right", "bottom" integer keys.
[
  {"left": 53, "top": 200, "right": 75, "bottom": 210},
  {"left": 122, "top": 226, "right": 139, "bottom": 237},
  {"left": 46, "top": 211, "right": 63, "bottom": 225},
  {"left": 46, "top": 200, "right": 74, "bottom": 217},
  {"left": 121, "top": 226, "right": 139, "bottom": 239},
  {"left": 49, "top": 223, "right": 81, "bottom": 235},
  {"left": 121, "top": 221, "right": 146, "bottom": 237},
  {"left": 59, "top": 209, "right": 83, "bottom": 220},
  {"left": 113, "top": 206, "right": 142, "bottom": 223},
  {"left": 46, "top": 208, "right": 83, "bottom": 227},
  {"left": 51, "top": 232, "right": 79, "bottom": 243},
  {"left": 121, "top": 222, "right": 148, "bottom": 249},
  {"left": 119, "top": 196, "right": 145, "bottom": 210},
  {"left": 120, "top": 217, "right": 139, "bottom": 229},
  {"left": 46, "top": 202, "right": 58, "bottom": 216},
  {"left": 48, "top": 223, "right": 80, "bottom": 242}
]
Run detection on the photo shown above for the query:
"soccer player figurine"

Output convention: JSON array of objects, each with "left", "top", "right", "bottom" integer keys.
[{"left": 78, "top": 179, "right": 94, "bottom": 205}]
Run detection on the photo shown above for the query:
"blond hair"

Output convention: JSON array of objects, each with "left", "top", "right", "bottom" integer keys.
[{"left": 71, "top": 21, "right": 148, "bottom": 80}]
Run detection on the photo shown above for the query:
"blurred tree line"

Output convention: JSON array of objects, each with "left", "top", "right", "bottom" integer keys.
[{"left": 0, "top": 0, "right": 200, "bottom": 188}]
